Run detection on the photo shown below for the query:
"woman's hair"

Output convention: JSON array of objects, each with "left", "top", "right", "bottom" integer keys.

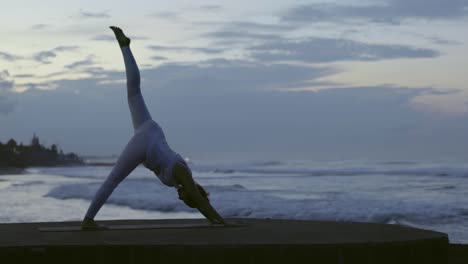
[
  {"left": 174, "top": 161, "right": 210, "bottom": 208},
  {"left": 196, "top": 184, "right": 210, "bottom": 201},
  {"left": 177, "top": 184, "right": 210, "bottom": 208}
]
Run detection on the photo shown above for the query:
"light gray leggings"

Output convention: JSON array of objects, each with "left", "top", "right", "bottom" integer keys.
[{"left": 85, "top": 47, "right": 152, "bottom": 219}]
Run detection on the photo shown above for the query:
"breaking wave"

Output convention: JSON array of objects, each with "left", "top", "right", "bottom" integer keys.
[{"left": 45, "top": 179, "right": 466, "bottom": 225}]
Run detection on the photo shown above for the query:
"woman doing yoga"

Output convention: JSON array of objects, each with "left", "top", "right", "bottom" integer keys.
[{"left": 81, "top": 26, "right": 225, "bottom": 229}]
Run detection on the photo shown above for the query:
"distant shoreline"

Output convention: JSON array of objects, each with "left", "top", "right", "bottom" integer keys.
[
  {"left": 0, "top": 162, "right": 115, "bottom": 175},
  {"left": 83, "top": 161, "right": 116, "bottom": 166},
  {"left": 0, "top": 167, "right": 25, "bottom": 175}
]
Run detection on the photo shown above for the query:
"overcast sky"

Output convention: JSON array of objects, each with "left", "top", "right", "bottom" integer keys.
[{"left": 0, "top": 0, "right": 467, "bottom": 161}]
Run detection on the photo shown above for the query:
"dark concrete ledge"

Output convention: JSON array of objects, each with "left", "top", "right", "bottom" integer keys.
[
  {"left": 449, "top": 244, "right": 468, "bottom": 264},
  {"left": 0, "top": 218, "right": 449, "bottom": 264}
]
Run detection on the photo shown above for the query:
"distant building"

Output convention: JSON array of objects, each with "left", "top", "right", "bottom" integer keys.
[{"left": 31, "top": 133, "right": 40, "bottom": 148}]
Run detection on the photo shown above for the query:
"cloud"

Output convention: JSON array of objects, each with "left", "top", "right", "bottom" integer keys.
[
  {"left": 135, "top": 58, "right": 337, "bottom": 93},
  {"left": 420, "top": 88, "right": 460, "bottom": 96},
  {"left": 32, "top": 46, "right": 80, "bottom": 64},
  {"left": 82, "top": 67, "right": 105, "bottom": 75},
  {"left": 0, "top": 70, "right": 13, "bottom": 91},
  {"left": 197, "top": 20, "right": 295, "bottom": 33},
  {"left": 282, "top": 0, "right": 468, "bottom": 25},
  {"left": 148, "top": 45, "right": 225, "bottom": 54},
  {"left": 149, "top": 5, "right": 222, "bottom": 21},
  {"left": 200, "top": 20, "right": 293, "bottom": 45},
  {"left": 198, "top": 4, "right": 223, "bottom": 11},
  {"left": 223, "top": 21, "right": 296, "bottom": 32},
  {"left": 26, "top": 55, "right": 336, "bottom": 94},
  {"left": 65, "top": 56, "right": 94, "bottom": 70},
  {"left": 6, "top": 64, "right": 467, "bottom": 159},
  {"left": 151, "top": 56, "right": 168, "bottom": 61},
  {"left": 248, "top": 37, "right": 439, "bottom": 63},
  {"left": 149, "top": 11, "right": 179, "bottom": 20},
  {"left": 36, "top": 71, "right": 68, "bottom": 79},
  {"left": 53, "top": 46, "right": 80, "bottom": 52},
  {"left": 31, "top": 24, "right": 50, "bottom": 30},
  {"left": 15, "top": 82, "right": 56, "bottom": 91},
  {"left": 91, "top": 34, "right": 115, "bottom": 41},
  {"left": 0, "top": 51, "right": 23, "bottom": 62},
  {"left": 425, "top": 36, "right": 461, "bottom": 45},
  {"left": 0, "top": 70, "right": 16, "bottom": 114},
  {"left": 33, "top": 51, "right": 56, "bottom": 64},
  {"left": 13, "top": 74, "right": 35, "bottom": 78},
  {"left": 3, "top": 50, "right": 467, "bottom": 159},
  {"left": 203, "top": 30, "right": 282, "bottom": 45},
  {"left": 79, "top": 9, "right": 110, "bottom": 18},
  {"left": 203, "top": 26, "right": 439, "bottom": 63}
]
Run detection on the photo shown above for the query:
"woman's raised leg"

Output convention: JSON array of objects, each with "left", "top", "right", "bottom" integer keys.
[{"left": 110, "top": 26, "right": 152, "bottom": 130}]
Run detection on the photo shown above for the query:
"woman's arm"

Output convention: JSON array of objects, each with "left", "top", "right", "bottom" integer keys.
[{"left": 196, "top": 199, "right": 225, "bottom": 224}]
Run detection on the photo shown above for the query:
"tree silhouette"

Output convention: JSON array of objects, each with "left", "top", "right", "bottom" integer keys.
[
  {"left": 0, "top": 135, "right": 83, "bottom": 168},
  {"left": 51, "top": 144, "right": 58, "bottom": 155},
  {"left": 7, "top": 139, "right": 17, "bottom": 148}
]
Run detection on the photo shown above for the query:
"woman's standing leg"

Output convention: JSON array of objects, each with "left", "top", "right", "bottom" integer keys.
[{"left": 84, "top": 134, "right": 146, "bottom": 220}]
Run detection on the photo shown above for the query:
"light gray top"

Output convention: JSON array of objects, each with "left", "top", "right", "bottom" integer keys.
[{"left": 137, "top": 119, "right": 184, "bottom": 187}]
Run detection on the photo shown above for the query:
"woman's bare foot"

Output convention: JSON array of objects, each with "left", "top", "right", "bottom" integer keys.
[
  {"left": 109, "top": 26, "right": 131, "bottom": 47},
  {"left": 81, "top": 217, "right": 106, "bottom": 230}
]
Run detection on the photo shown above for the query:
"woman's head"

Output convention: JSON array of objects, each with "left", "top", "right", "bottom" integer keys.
[{"left": 173, "top": 161, "right": 210, "bottom": 208}]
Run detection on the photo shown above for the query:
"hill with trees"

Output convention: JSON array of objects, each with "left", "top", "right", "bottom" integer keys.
[{"left": 0, "top": 134, "right": 83, "bottom": 167}]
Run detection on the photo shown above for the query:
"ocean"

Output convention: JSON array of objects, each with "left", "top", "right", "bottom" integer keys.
[{"left": 0, "top": 158, "right": 467, "bottom": 243}]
